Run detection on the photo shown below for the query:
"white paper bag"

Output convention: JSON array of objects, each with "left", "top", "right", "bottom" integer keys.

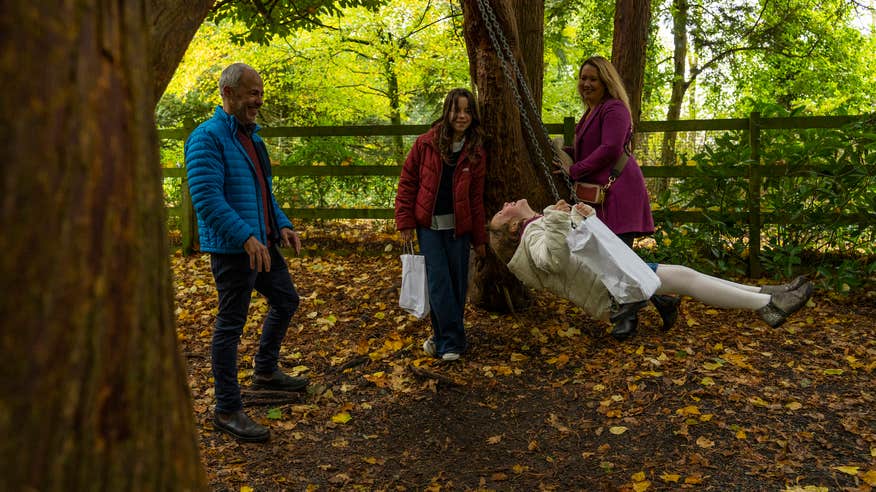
[
  {"left": 566, "top": 216, "right": 661, "bottom": 303},
  {"left": 399, "top": 251, "right": 430, "bottom": 319}
]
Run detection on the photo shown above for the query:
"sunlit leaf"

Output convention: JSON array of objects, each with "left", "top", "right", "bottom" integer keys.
[
  {"left": 331, "top": 412, "right": 352, "bottom": 424},
  {"left": 609, "top": 426, "right": 628, "bottom": 435},
  {"left": 660, "top": 473, "right": 680, "bottom": 482},
  {"left": 832, "top": 465, "right": 859, "bottom": 475},
  {"left": 631, "top": 471, "right": 646, "bottom": 481}
]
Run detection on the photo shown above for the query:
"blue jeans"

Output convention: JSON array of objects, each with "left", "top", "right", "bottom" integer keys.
[
  {"left": 416, "top": 227, "right": 470, "bottom": 356},
  {"left": 209, "top": 245, "right": 300, "bottom": 413}
]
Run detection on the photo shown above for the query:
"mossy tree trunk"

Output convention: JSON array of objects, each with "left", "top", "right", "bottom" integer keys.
[
  {"left": 461, "top": 0, "right": 559, "bottom": 312},
  {"left": 0, "top": 2, "right": 207, "bottom": 490}
]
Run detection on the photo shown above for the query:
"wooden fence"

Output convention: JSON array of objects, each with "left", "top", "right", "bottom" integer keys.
[{"left": 161, "top": 112, "right": 874, "bottom": 276}]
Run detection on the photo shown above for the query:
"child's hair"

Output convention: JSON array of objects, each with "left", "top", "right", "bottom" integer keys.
[{"left": 488, "top": 219, "right": 524, "bottom": 264}]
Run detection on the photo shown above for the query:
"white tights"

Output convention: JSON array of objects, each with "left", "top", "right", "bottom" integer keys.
[{"left": 654, "top": 264, "right": 771, "bottom": 310}]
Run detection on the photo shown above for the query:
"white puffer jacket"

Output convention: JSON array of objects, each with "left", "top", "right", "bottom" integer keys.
[{"left": 507, "top": 206, "right": 613, "bottom": 320}]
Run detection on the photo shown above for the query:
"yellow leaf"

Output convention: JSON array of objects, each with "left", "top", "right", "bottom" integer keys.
[
  {"left": 660, "top": 473, "right": 680, "bottom": 482},
  {"left": 833, "top": 466, "right": 859, "bottom": 475},
  {"left": 736, "top": 430, "right": 747, "bottom": 439},
  {"left": 632, "top": 471, "right": 646, "bottom": 481},
  {"left": 331, "top": 412, "right": 352, "bottom": 424},
  {"left": 696, "top": 436, "right": 714, "bottom": 448},
  {"left": 609, "top": 426, "right": 628, "bottom": 435},
  {"left": 786, "top": 401, "right": 802, "bottom": 410},
  {"left": 861, "top": 470, "right": 876, "bottom": 486},
  {"left": 510, "top": 353, "right": 529, "bottom": 362},
  {"left": 700, "top": 376, "right": 715, "bottom": 386},
  {"left": 487, "top": 435, "right": 503, "bottom": 444},
  {"left": 703, "top": 361, "right": 722, "bottom": 370},
  {"left": 675, "top": 405, "right": 700, "bottom": 416},
  {"left": 684, "top": 475, "right": 703, "bottom": 484},
  {"left": 512, "top": 464, "right": 528, "bottom": 474},
  {"left": 823, "top": 368, "right": 844, "bottom": 375},
  {"left": 749, "top": 396, "right": 769, "bottom": 407},
  {"left": 635, "top": 345, "right": 644, "bottom": 355},
  {"left": 241, "top": 487, "right": 254, "bottom": 492},
  {"left": 632, "top": 480, "right": 651, "bottom": 491}
]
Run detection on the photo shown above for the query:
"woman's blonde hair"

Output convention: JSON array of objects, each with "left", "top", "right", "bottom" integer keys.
[{"left": 578, "top": 56, "right": 631, "bottom": 117}]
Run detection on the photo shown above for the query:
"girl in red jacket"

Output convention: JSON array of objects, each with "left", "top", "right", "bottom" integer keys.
[{"left": 395, "top": 88, "right": 488, "bottom": 361}]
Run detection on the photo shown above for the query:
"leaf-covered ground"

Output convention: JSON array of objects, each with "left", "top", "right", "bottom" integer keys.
[{"left": 173, "top": 221, "right": 876, "bottom": 491}]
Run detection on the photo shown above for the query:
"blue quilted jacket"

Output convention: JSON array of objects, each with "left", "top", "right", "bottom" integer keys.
[{"left": 185, "top": 106, "right": 293, "bottom": 254}]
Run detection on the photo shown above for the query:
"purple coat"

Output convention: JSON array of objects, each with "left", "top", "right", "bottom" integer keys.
[{"left": 567, "top": 99, "right": 654, "bottom": 236}]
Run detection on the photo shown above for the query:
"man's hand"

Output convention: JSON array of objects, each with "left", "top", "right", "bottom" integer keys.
[
  {"left": 279, "top": 227, "right": 301, "bottom": 255},
  {"left": 244, "top": 236, "right": 271, "bottom": 272},
  {"left": 399, "top": 228, "right": 415, "bottom": 242}
]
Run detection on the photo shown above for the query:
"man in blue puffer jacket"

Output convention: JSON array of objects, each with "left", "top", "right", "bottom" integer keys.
[{"left": 185, "top": 63, "right": 306, "bottom": 443}]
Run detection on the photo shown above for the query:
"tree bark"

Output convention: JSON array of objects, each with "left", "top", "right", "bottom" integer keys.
[
  {"left": 611, "top": 0, "right": 652, "bottom": 133},
  {"left": 659, "top": 0, "right": 689, "bottom": 167},
  {"left": 461, "top": 0, "right": 557, "bottom": 311},
  {"left": 0, "top": 2, "right": 207, "bottom": 490},
  {"left": 150, "top": 0, "right": 216, "bottom": 104}
]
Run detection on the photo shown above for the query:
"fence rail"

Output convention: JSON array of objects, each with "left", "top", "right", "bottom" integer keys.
[{"left": 161, "top": 112, "right": 874, "bottom": 276}]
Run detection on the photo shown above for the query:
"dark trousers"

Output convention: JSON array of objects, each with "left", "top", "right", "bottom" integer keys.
[
  {"left": 417, "top": 227, "right": 470, "bottom": 356},
  {"left": 209, "top": 245, "right": 300, "bottom": 413}
]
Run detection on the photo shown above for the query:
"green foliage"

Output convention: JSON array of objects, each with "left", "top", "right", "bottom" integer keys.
[
  {"left": 208, "top": 0, "right": 388, "bottom": 45},
  {"left": 652, "top": 108, "right": 875, "bottom": 287}
]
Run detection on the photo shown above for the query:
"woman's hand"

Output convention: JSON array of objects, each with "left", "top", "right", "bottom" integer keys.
[
  {"left": 554, "top": 200, "right": 572, "bottom": 213},
  {"left": 552, "top": 154, "right": 571, "bottom": 176},
  {"left": 574, "top": 202, "right": 595, "bottom": 217},
  {"left": 399, "top": 229, "right": 414, "bottom": 242}
]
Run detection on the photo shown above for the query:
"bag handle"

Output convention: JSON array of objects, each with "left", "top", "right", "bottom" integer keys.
[
  {"left": 604, "top": 152, "right": 630, "bottom": 191},
  {"left": 403, "top": 240, "right": 416, "bottom": 255}
]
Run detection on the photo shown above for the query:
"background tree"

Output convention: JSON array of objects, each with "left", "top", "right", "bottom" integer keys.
[
  {"left": 1, "top": 2, "right": 206, "bottom": 489},
  {"left": 611, "top": 0, "right": 653, "bottom": 131}
]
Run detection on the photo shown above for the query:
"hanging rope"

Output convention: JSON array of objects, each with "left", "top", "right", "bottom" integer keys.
[{"left": 474, "top": 0, "right": 576, "bottom": 202}]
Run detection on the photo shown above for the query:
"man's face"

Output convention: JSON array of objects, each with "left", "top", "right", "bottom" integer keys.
[{"left": 223, "top": 69, "right": 263, "bottom": 125}]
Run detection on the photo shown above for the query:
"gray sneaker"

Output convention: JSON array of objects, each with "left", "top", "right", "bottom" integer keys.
[
  {"left": 758, "top": 281, "right": 814, "bottom": 327},
  {"left": 423, "top": 337, "right": 437, "bottom": 358},
  {"left": 759, "top": 275, "right": 809, "bottom": 294}
]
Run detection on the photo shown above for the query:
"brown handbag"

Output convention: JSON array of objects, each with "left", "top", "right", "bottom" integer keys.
[{"left": 573, "top": 153, "right": 629, "bottom": 204}]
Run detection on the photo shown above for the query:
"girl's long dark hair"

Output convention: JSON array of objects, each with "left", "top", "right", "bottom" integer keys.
[{"left": 432, "top": 88, "right": 485, "bottom": 163}]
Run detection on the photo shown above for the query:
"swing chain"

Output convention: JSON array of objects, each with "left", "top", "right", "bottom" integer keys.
[{"left": 474, "top": 0, "right": 576, "bottom": 203}]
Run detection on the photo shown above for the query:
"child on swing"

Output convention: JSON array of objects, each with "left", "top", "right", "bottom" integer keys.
[{"left": 488, "top": 198, "right": 813, "bottom": 340}]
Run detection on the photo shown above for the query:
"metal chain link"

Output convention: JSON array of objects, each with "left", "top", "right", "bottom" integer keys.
[{"left": 474, "top": 0, "right": 576, "bottom": 202}]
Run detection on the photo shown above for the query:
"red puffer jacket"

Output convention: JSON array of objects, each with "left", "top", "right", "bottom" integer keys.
[{"left": 394, "top": 127, "right": 487, "bottom": 246}]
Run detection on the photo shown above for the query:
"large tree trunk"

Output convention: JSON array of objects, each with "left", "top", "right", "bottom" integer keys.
[
  {"left": 0, "top": 2, "right": 207, "bottom": 490},
  {"left": 461, "top": 0, "right": 558, "bottom": 312},
  {"left": 611, "top": 0, "right": 652, "bottom": 134}
]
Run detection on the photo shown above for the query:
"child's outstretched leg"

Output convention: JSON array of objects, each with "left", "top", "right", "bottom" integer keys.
[{"left": 654, "top": 265, "right": 812, "bottom": 327}]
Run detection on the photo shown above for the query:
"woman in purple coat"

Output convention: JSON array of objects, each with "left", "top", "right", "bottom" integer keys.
[{"left": 554, "top": 55, "right": 678, "bottom": 340}]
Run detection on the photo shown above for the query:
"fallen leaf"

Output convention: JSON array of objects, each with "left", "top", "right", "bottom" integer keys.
[
  {"left": 331, "top": 412, "right": 352, "bottom": 424},
  {"left": 833, "top": 465, "right": 859, "bottom": 475},
  {"left": 861, "top": 470, "right": 876, "bottom": 486},
  {"left": 631, "top": 471, "right": 646, "bottom": 481},
  {"left": 660, "top": 473, "right": 680, "bottom": 482},
  {"left": 632, "top": 481, "right": 651, "bottom": 491},
  {"left": 696, "top": 436, "right": 714, "bottom": 448},
  {"left": 487, "top": 434, "right": 503, "bottom": 444},
  {"left": 785, "top": 401, "right": 802, "bottom": 410},
  {"left": 609, "top": 426, "right": 628, "bottom": 435}
]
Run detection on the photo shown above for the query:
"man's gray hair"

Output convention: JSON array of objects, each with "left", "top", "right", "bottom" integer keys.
[{"left": 219, "top": 63, "right": 256, "bottom": 95}]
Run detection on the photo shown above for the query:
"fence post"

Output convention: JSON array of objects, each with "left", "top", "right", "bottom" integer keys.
[
  {"left": 747, "top": 112, "right": 763, "bottom": 278},
  {"left": 180, "top": 118, "right": 198, "bottom": 255},
  {"left": 562, "top": 116, "right": 576, "bottom": 146}
]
